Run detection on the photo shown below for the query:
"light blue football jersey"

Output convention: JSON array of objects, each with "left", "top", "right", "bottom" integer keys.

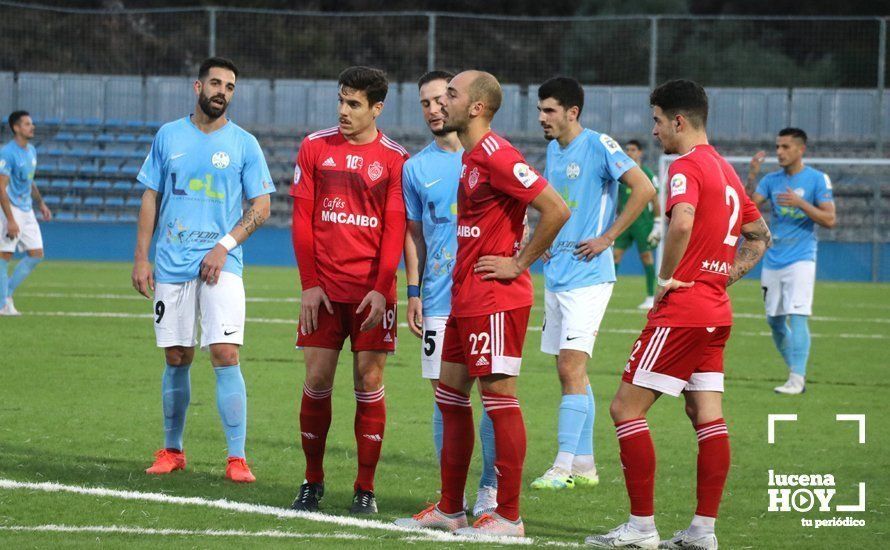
[
  {"left": 138, "top": 117, "right": 274, "bottom": 283},
  {"left": 543, "top": 129, "right": 635, "bottom": 292},
  {"left": 756, "top": 166, "right": 833, "bottom": 270},
  {"left": 402, "top": 140, "right": 462, "bottom": 317},
  {"left": 0, "top": 140, "right": 38, "bottom": 211}
]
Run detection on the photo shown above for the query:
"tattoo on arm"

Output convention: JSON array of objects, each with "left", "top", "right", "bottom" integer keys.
[
  {"left": 237, "top": 205, "right": 267, "bottom": 237},
  {"left": 727, "top": 218, "right": 771, "bottom": 286},
  {"left": 681, "top": 205, "right": 695, "bottom": 216}
]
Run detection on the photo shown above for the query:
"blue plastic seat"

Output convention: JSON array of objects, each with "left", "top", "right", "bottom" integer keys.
[
  {"left": 92, "top": 180, "right": 112, "bottom": 190},
  {"left": 44, "top": 117, "right": 62, "bottom": 126},
  {"left": 65, "top": 117, "right": 85, "bottom": 126},
  {"left": 120, "top": 165, "right": 139, "bottom": 176},
  {"left": 55, "top": 132, "right": 75, "bottom": 141},
  {"left": 55, "top": 211, "right": 75, "bottom": 220},
  {"left": 106, "top": 118, "right": 126, "bottom": 128},
  {"left": 50, "top": 179, "right": 70, "bottom": 189},
  {"left": 117, "top": 134, "right": 136, "bottom": 143},
  {"left": 98, "top": 213, "right": 117, "bottom": 222},
  {"left": 76, "top": 211, "right": 98, "bottom": 221},
  {"left": 84, "top": 118, "right": 102, "bottom": 126},
  {"left": 84, "top": 196, "right": 103, "bottom": 206},
  {"left": 62, "top": 195, "right": 81, "bottom": 206},
  {"left": 112, "top": 181, "right": 132, "bottom": 191},
  {"left": 125, "top": 197, "right": 142, "bottom": 207},
  {"left": 136, "top": 134, "right": 153, "bottom": 143},
  {"left": 118, "top": 212, "right": 137, "bottom": 223},
  {"left": 74, "top": 132, "right": 94, "bottom": 142},
  {"left": 97, "top": 133, "right": 115, "bottom": 143},
  {"left": 71, "top": 179, "right": 90, "bottom": 190},
  {"left": 57, "top": 162, "right": 78, "bottom": 174},
  {"left": 79, "top": 164, "right": 100, "bottom": 176},
  {"left": 43, "top": 195, "right": 61, "bottom": 205},
  {"left": 101, "top": 164, "right": 120, "bottom": 175},
  {"left": 104, "top": 196, "right": 124, "bottom": 206}
]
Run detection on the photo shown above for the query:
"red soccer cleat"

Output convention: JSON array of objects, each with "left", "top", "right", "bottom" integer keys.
[
  {"left": 145, "top": 448, "right": 186, "bottom": 475},
  {"left": 226, "top": 457, "right": 256, "bottom": 483}
]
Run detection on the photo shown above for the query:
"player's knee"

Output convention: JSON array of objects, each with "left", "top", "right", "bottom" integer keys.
[
  {"left": 28, "top": 250, "right": 44, "bottom": 260},
  {"left": 355, "top": 369, "right": 383, "bottom": 392},
  {"left": 165, "top": 346, "right": 194, "bottom": 366},
  {"left": 640, "top": 251, "right": 654, "bottom": 265},
  {"left": 305, "top": 371, "right": 335, "bottom": 391},
  {"left": 210, "top": 345, "right": 239, "bottom": 367}
]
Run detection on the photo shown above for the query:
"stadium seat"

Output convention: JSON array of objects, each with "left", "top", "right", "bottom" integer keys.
[
  {"left": 65, "top": 117, "right": 85, "bottom": 126},
  {"left": 112, "top": 181, "right": 132, "bottom": 191},
  {"left": 43, "top": 195, "right": 61, "bottom": 205},
  {"left": 79, "top": 164, "right": 100, "bottom": 176},
  {"left": 34, "top": 178, "right": 50, "bottom": 188},
  {"left": 136, "top": 134, "right": 153, "bottom": 144},
  {"left": 104, "top": 197, "right": 124, "bottom": 206},
  {"left": 120, "top": 165, "right": 139, "bottom": 176},
  {"left": 76, "top": 212, "right": 99, "bottom": 221},
  {"left": 97, "top": 133, "right": 115, "bottom": 143},
  {"left": 43, "top": 117, "right": 62, "bottom": 126},
  {"left": 98, "top": 213, "right": 117, "bottom": 222},
  {"left": 50, "top": 179, "right": 70, "bottom": 190},
  {"left": 106, "top": 118, "right": 126, "bottom": 128},
  {"left": 117, "top": 134, "right": 136, "bottom": 143},
  {"left": 101, "top": 164, "right": 121, "bottom": 176},
  {"left": 38, "top": 160, "right": 57, "bottom": 172},
  {"left": 124, "top": 120, "right": 143, "bottom": 129},
  {"left": 117, "top": 212, "right": 137, "bottom": 222},
  {"left": 74, "top": 132, "right": 94, "bottom": 142},
  {"left": 71, "top": 179, "right": 90, "bottom": 190},
  {"left": 84, "top": 118, "right": 102, "bottom": 126},
  {"left": 124, "top": 197, "right": 141, "bottom": 207},
  {"left": 55, "top": 211, "right": 75, "bottom": 221},
  {"left": 84, "top": 196, "right": 103, "bottom": 206},
  {"left": 92, "top": 180, "right": 112, "bottom": 190},
  {"left": 57, "top": 162, "right": 78, "bottom": 174},
  {"left": 54, "top": 131, "right": 75, "bottom": 141},
  {"left": 62, "top": 195, "right": 81, "bottom": 206}
]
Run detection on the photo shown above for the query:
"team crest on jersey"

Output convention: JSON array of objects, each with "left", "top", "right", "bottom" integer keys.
[
  {"left": 368, "top": 161, "right": 384, "bottom": 181},
  {"left": 468, "top": 167, "right": 480, "bottom": 189},
  {"left": 794, "top": 187, "right": 805, "bottom": 197},
  {"left": 211, "top": 151, "right": 230, "bottom": 169},
  {"left": 670, "top": 174, "right": 687, "bottom": 197},
  {"left": 513, "top": 163, "right": 539, "bottom": 188},
  {"left": 566, "top": 162, "right": 581, "bottom": 180}
]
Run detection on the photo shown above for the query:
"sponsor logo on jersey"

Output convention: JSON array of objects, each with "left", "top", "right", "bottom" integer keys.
[
  {"left": 320, "top": 210, "right": 379, "bottom": 227},
  {"left": 322, "top": 156, "right": 336, "bottom": 167},
  {"left": 457, "top": 225, "right": 481, "bottom": 238},
  {"left": 468, "top": 167, "right": 480, "bottom": 189},
  {"left": 670, "top": 173, "right": 687, "bottom": 197},
  {"left": 599, "top": 133, "right": 621, "bottom": 154},
  {"left": 566, "top": 162, "right": 581, "bottom": 180},
  {"left": 513, "top": 163, "right": 539, "bottom": 188},
  {"left": 368, "top": 160, "right": 384, "bottom": 181},
  {"left": 211, "top": 151, "right": 230, "bottom": 169},
  {"left": 322, "top": 196, "right": 346, "bottom": 211},
  {"left": 700, "top": 259, "right": 731, "bottom": 276}
]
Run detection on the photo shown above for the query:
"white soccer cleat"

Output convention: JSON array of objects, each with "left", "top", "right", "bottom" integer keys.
[
  {"left": 454, "top": 512, "right": 525, "bottom": 538},
  {"left": 472, "top": 485, "right": 497, "bottom": 516},
  {"left": 638, "top": 296, "right": 655, "bottom": 310},
  {"left": 659, "top": 529, "right": 718, "bottom": 549},
  {"left": 393, "top": 503, "right": 468, "bottom": 532},
  {"left": 585, "top": 522, "right": 660, "bottom": 548},
  {"left": 0, "top": 297, "right": 20, "bottom": 316},
  {"left": 774, "top": 373, "right": 805, "bottom": 395}
]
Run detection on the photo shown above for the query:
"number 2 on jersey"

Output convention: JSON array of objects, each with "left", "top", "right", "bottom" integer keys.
[{"left": 723, "top": 185, "right": 740, "bottom": 246}]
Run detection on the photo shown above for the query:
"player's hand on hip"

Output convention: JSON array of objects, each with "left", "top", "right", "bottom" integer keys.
[
  {"left": 40, "top": 204, "right": 52, "bottom": 221},
  {"left": 647, "top": 221, "right": 663, "bottom": 247},
  {"left": 199, "top": 244, "right": 227, "bottom": 285},
  {"left": 654, "top": 278, "right": 694, "bottom": 306},
  {"left": 475, "top": 255, "right": 522, "bottom": 280},
  {"left": 131, "top": 258, "right": 154, "bottom": 299},
  {"left": 5, "top": 219, "right": 20, "bottom": 239},
  {"left": 406, "top": 296, "right": 423, "bottom": 338},
  {"left": 357, "top": 290, "right": 386, "bottom": 332},
  {"left": 776, "top": 186, "right": 804, "bottom": 208},
  {"left": 574, "top": 236, "right": 612, "bottom": 261},
  {"left": 300, "top": 286, "right": 333, "bottom": 335}
]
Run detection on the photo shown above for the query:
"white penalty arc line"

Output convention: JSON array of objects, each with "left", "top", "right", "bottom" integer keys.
[
  {"left": 20, "top": 310, "right": 890, "bottom": 340},
  {"left": 0, "top": 478, "right": 556, "bottom": 546},
  {"left": 0, "top": 524, "right": 369, "bottom": 541}
]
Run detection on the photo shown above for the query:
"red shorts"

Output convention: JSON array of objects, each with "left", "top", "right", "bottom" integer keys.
[
  {"left": 442, "top": 307, "right": 531, "bottom": 378},
  {"left": 296, "top": 301, "right": 397, "bottom": 352},
  {"left": 622, "top": 324, "right": 731, "bottom": 397}
]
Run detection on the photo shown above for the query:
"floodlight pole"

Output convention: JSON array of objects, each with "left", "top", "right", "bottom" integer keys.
[
  {"left": 208, "top": 7, "right": 218, "bottom": 58},
  {"left": 427, "top": 13, "right": 437, "bottom": 72}
]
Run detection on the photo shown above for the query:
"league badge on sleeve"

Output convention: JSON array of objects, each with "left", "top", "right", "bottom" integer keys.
[
  {"left": 599, "top": 134, "right": 622, "bottom": 154},
  {"left": 293, "top": 164, "right": 302, "bottom": 185},
  {"left": 513, "top": 163, "right": 539, "bottom": 188},
  {"left": 670, "top": 173, "right": 687, "bottom": 197}
]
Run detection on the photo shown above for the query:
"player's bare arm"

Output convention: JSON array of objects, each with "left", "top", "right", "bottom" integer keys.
[
  {"left": 131, "top": 187, "right": 158, "bottom": 299},
  {"left": 727, "top": 217, "right": 771, "bottom": 286},
  {"left": 575, "top": 166, "right": 655, "bottom": 261},
  {"left": 654, "top": 202, "right": 696, "bottom": 303},
  {"left": 475, "top": 184, "right": 570, "bottom": 280},
  {"left": 746, "top": 151, "right": 768, "bottom": 206},
  {"left": 404, "top": 220, "right": 426, "bottom": 338},
  {"left": 776, "top": 187, "right": 837, "bottom": 228},
  {"left": 200, "top": 193, "right": 271, "bottom": 285},
  {"left": 0, "top": 174, "right": 18, "bottom": 239},
  {"left": 29, "top": 182, "right": 51, "bottom": 221}
]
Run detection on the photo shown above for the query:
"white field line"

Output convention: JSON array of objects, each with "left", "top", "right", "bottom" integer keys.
[
  {"left": 16, "top": 292, "right": 890, "bottom": 325},
  {"left": 0, "top": 524, "right": 368, "bottom": 541},
  {"left": 17, "top": 310, "right": 890, "bottom": 340},
  {"left": 0, "top": 478, "right": 546, "bottom": 546}
]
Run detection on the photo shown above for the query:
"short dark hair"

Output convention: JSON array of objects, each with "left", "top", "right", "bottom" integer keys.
[
  {"left": 198, "top": 57, "right": 239, "bottom": 80},
  {"left": 538, "top": 76, "right": 584, "bottom": 116},
  {"left": 625, "top": 139, "right": 643, "bottom": 150},
  {"left": 649, "top": 79, "right": 708, "bottom": 129},
  {"left": 418, "top": 70, "right": 454, "bottom": 90},
  {"left": 778, "top": 127, "right": 808, "bottom": 144},
  {"left": 8, "top": 110, "right": 29, "bottom": 132},
  {"left": 339, "top": 66, "right": 389, "bottom": 105}
]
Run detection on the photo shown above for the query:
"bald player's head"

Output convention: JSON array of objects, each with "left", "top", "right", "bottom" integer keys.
[{"left": 442, "top": 70, "right": 502, "bottom": 133}]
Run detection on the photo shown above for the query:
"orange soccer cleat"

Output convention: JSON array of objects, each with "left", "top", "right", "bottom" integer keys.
[
  {"left": 225, "top": 457, "right": 256, "bottom": 483},
  {"left": 145, "top": 448, "right": 186, "bottom": 475}
]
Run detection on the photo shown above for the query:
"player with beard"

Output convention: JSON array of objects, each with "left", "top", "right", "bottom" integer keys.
[
  {"left": 395, "top": 70, "right": 570, "bottom": 538},
  {"left": 133, "top": 57, "right": 275, "bottom": 482}
]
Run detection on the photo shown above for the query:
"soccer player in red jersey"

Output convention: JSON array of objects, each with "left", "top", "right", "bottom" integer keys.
[
  {"left": 395, "top": 71, "right": 570, "bottom": 538},
  {"left": 585, "top": 80, "right": 771, "bottom": 549},
  {"left": 289, "top": 66, "right": 408, "bottom": 515}
]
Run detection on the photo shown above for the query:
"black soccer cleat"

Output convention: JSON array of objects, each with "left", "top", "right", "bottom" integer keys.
[
  {"left": 349, "top": 489, "right": 377, "bottom": 515},
  {"left": 291, "top": 480, "right": 324, "bottom": 512}
]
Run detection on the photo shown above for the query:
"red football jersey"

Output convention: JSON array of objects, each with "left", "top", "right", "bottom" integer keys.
[
  {"left": 451, "top": 132, "right": 548, "bottom": 318},
  {"left": 290, "top": 127, "right": 408, "bottom": 303},
  {"left": 648, "top": 144, "right": 761, "bottom": 327}
]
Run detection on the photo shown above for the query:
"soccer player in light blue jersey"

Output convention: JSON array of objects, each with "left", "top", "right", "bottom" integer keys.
[
  {"left": 131, "top": 57, "right": 274, "bottom": 482},
  {"left": 403, "top": 70, "right": 498, "bottom": 516},
  {"left": 0, "top": 110, "right": 52, "bottom": 316},
  {"left": 746, "top": 128, "right": 836, "bottom": 395},
  {"left": 532, "top": 77, "right": 655, "bottom": 490}
]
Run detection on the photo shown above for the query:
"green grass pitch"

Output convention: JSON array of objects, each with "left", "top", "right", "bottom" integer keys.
[{"left": 0, "top": 261, "right": 887, "bottom": 548}]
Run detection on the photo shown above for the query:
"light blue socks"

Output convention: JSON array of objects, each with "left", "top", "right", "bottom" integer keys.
[
  {"left": 767, "top": 315, "right": 791, "bottom": 367},
  {"left": 478, "top": 407, "right": 497, "bottom": 489},
  {"left": 162, "top": 364, "right": 191, "bottom": 450},
  {"left": 788, "top": 314, "right": 811, "bottom": 377},
  {"left": 214, "top": 365, "right": 247, "bottom": 458},
  {"left": 0, "top": 257, "right": 8, "bottom": 305},
  {"left": 7, "top": 256, "right": 42, "bottom": 297},
  {"left": 576, "top": 384, "right": 596, "bottom": 458}
]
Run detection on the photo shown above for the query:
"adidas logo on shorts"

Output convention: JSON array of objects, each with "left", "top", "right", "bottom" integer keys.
[
  {"left": 383, "top": 333, "right": 393, "bottom": 343},
  {"left": 322, "top": 156, "right": 336, "bottom": 167},
  {"left": 475, "top": 356, "right": 490, "bottom": 367},
  {"left": 301, "top": 432, "right": 318, "bottom": 440},
  {"left": 363, "top": 434, "right": 383, "bottom": 442}
]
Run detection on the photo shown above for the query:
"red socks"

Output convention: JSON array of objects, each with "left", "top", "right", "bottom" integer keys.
[
  {"left": 615, "top": 418, "right": 656, "bottom": 516},
  {"left": 354, "top": 387, "right": 386, "bottom": 492},
  {"left": 695, "top": 418, "right": 730, "bottom": 518},
  {"left": 300, "top": 385, "right": 333, "bottom": 484},
  {"left": 481, "top": 390, "right": 526, "bottom": 522},
  {"left": 435, "top": 383, "right": 474, "bottom": 514}
]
